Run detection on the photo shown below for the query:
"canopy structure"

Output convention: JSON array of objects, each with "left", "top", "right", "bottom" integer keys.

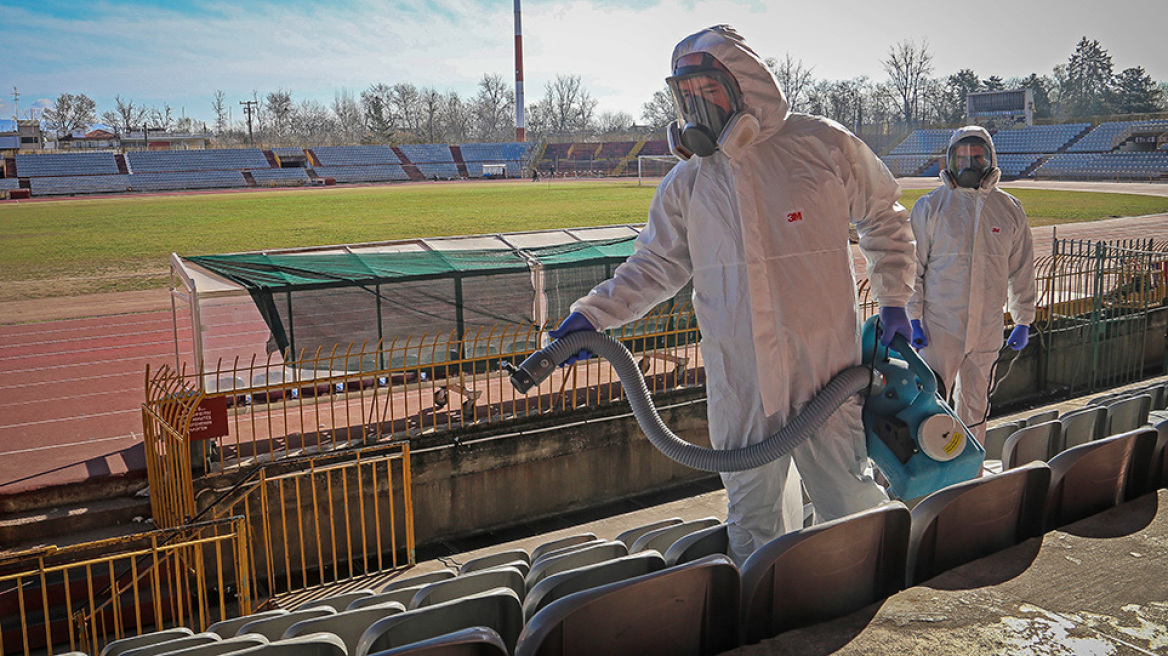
[{"left": 171, "top": 226, "right": 692, "bottom": 374}]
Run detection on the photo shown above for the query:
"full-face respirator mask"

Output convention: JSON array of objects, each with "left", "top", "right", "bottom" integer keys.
[
  {"left": 946, "top": 135, "right": 996, "bottom": 189},
  {"left": 666, "top": 52, "right": 754, "bottom": 159}
]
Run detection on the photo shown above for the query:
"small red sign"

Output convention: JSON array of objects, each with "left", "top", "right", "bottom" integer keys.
[
  {"left": 786, "top": 210, "right": 803, "bottom": 223},
  {"left": 190, "top": 396, "right": 229, "bottom": 441},
  {"left": 992, "top": 227, "right": 1001, "bottom": 233}
]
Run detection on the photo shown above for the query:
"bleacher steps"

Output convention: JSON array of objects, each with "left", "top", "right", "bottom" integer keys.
[
  {"left": 242, "top": 171, "right": 257, "bottom": 187},
  {"left": 390, "top": 148, "right": 427, "bottom": 182},
  {"left": 115, "top": 154, "right": 130, "bottom": 174},
  {"left": 449, "top": 146, "right": 469, "bottom": 179},
  {"left": 0, "top": 495, "right": 151, "bottom": 554},
  {"left": 263, "top": 150, "right": 279, "bottom": 167}
]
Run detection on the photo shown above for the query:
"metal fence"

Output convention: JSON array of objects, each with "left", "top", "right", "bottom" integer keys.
[
  {"left": 0, "top": 517, "right": 249, "bottom": 656},
  {"left": 169, "top": 303, "right": 703, "bottom": 474},
  {"left": 205, "top": 445, "right": 415, "bottom": 598},
  {"left": 1037, "top": 238, "right": 1168, "bottom": 394}
]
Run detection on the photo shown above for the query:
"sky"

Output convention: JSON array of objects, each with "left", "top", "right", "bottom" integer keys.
[{"left": 1, "top": 0, "right": 1166, "bottom": 128}]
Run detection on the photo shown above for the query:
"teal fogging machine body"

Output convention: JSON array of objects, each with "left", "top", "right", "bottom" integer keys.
[{"left": 860, "top": 316, "right": 985, "bottom": 500}]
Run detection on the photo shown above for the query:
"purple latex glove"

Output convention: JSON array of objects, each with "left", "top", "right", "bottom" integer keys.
[
  {"left": 1006, "top": 324, "right": 1030, "bottom": 351},
  {"left": 548, "top": 312, "right": 597, "bottom": 366},
  {"left": 878, "top": 306, "right": 912, "bottom": 347},
  {"left": 910, "top": 319, "right": 929, "bottom": 348}
]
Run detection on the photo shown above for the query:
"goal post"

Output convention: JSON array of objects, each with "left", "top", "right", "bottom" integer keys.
[{"left": 637, "top": 155, "right": 679, "bottom": 186}]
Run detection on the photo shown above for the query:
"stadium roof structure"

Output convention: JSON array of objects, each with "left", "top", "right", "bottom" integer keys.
[{"left": 171, "top": 225, "right": 652, "bottom": 373}]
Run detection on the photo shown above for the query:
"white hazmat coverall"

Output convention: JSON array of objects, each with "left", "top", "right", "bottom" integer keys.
[
  {"left": 570, "top": 26, "right": 916, "bottom": 564},
  {"left": 908, "top": 125, "right": 1037, "bottom": 445}
]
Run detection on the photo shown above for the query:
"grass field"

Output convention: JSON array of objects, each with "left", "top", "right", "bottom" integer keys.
[{"left": 2, "top": 179, "right": 1166, "bottom": 301}]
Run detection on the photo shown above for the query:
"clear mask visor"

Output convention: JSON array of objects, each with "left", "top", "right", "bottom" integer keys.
[
  {"left": 666, "top": 69, "right": 742, "bottom": 139},
  {"left": 947, "top": 136, "right": 992, "bottom": 177}
]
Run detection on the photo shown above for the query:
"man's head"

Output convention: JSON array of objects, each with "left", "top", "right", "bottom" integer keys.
[
  {"left": 666, "top": 51, "right": 743, "bottom": 157},
  {"left": 946, "top": 133, "right": 994, "bottom": 189}
]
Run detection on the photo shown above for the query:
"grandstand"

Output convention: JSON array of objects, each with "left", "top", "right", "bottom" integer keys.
[
  {"left": 6, "top": 381, "right": 1164, "bottom": 654},
  {"left": 882, "top": 119, "right": 1168, "bottom": 180}
]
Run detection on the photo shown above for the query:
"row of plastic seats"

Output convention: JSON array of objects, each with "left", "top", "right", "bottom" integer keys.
[
  {"left": 984, "top": 387, "right": 1162, "bottom": 472},
  {"left": 93, "top": 422, "right": 1164, "bottom": 656}
]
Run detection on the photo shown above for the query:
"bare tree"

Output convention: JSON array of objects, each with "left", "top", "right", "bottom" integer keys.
[
  {"left": 640, "top": 85, "right": 675, "bottom": 130},
  {"left": 535, "top": 74, "right": 597, "bottom": 138},
  {"left": 390, "top": 83, "right": 423, "bottom": 138},
  {"left": 42, "top": 92, "right": 96, "bottom": 138},
  {"left": 443, "top": 91, "right": 472, "bottom": 143},
  {"left": 147, "top": 103, "right": 174, "bottom": 131},
  {"left": 881, "top": 38, "right": 934, "bottom": 127},
  {"left": 100, "top": 95, "right": 148, "bottom": 135},
  {"left": 264, "top": 89, "right": 294, "bottom": 142},
  {"left": 595, "top": 110, "right": 633, "bottom": 136},
  {"left": 418, "top": 87, "right": 444, "bottom": 143},
  {"left": 332, "top": 88, "right": 365, "bottom": 144},
  {"left": 211, "top": 90, "right": 230, "bottom": 135},
  {"left": 472, "top": 73, "right": 514, "bottom": 141},
  {"left": 766, "top": 54, "right": 815, "bottom": 112},
  {"left": 361, "top": 83, "right": 396, "bottom": 143}
]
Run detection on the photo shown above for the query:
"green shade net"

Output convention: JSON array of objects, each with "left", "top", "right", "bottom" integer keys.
[{"left": 186, "top": 237, "right": 676, "bottom": 371}]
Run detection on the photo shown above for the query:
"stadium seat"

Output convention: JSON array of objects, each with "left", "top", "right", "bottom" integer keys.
[
  {"left": 101, "top": 629, "right": 195, "bottom": 656},
  {"left": 529, "top": 534, "right": 598, "bottom": 563},
  {"left": 525, "top": 542, "right": 629, "bottom": 590},
  {"left": 350, "top": 587, "right": 433, "bottom": 611},
  {"left": 529, "top": 539, "right": 607, "bottom": 567},
  {"left": 662, "top": 523, "right": 729, "bottom": 566},
  {"left": 1059, "top": 406, "right": 1108, "bottom": 450},
  {"left": 1024, "top": 409, "right": 1059, "bottom": 426},
  {"left": 209, "top": 611, "right": 290, "bottom": 638},
  {"left": 628, "top": 517, "right": 721, "bottom": 555},
  {"left": 612, "top": 518, "right": 683, "bottom": 548},
  {"left": 357, "top": 588, "right": 524, "bottom": 656},
  {"left": 122, "top": 635, "right": 220, "bottom": 656},
  {"left": 364, "top": 626, "right": 507, "bottom": 656},
  {"left": 237, "top": 608, "right": 336, "bottom": 641},
  {"left": 381, "top": 570, "right": 457, "bottom": 592},
  {"left": 1002, "top": 420, "right": 1062, "bottom": 469},
  {"left": 739, "top": 502, "right": 910, "bottom": 644},
  {"left": 1045, "top": 428, "right": 1158, "bottom": 530},
  {"left": 1106, "top": 394, "right": 1152, "bottom": 435},
  {"left": 906, "top": 462, "right": 1050, "bottom": 586},
  {"left": 154, "top": 635, "right": 269, "bottom": 656},
  {"left": 230, "top": 634, "right": 346, "bottom": 656},
  {"left": 282, "top": 602, "right": 407, "bottom": 654},
  {"left": 983, "top": 421, "right": 1021, "bottom": 468},
  {"left": 521, "top": 551, "right": 667, "bottom": 621},
  {"left": 410, "top": 566, "right": 526, "bottom": 608},
  {"left": 515, "top": 554, "right": 740, "bottom": 656},
  {"left": 459, "top": 550, "right": 530, "bottom": 575},
  {"left": 298, "top": 589, "right": 377, "bottom": 611}
]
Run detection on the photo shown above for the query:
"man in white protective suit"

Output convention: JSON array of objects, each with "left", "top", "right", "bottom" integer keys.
[
  {"left": 547, "top": 25, "right": 917, "bottom": 564},
  {"left": 907, "top": 126, "right": 1037, "bottom": 446}
]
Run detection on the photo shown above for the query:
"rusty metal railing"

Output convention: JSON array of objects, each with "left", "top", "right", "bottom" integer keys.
[{"left": 0, "top": 517, "right": 249, "bottom": 656}]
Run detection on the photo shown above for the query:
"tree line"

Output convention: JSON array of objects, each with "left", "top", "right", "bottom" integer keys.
[{"left": 29, "top": 36, "right": 1167, "bottom": 148}]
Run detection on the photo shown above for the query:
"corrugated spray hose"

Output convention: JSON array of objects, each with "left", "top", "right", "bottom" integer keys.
[{"left": 508, "top": 331, "right": 872, "bottom": 473}]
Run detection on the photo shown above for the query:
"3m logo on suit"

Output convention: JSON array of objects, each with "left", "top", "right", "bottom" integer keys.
[
  {"left": 786, "top": 210, "right": 804, "bottom": 223},
  {"left": 992, "top": 227, "right": 1001, "bottom": 233}
]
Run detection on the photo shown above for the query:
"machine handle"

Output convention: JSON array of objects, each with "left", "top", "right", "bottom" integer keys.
[{"left": 888, "top": 333, "right": 937, "bottom": 398}]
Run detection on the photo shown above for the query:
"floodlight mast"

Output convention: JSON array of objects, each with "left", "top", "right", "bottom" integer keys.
[{"left": 514, "top": 0, "right": 525, "bottom": 142}]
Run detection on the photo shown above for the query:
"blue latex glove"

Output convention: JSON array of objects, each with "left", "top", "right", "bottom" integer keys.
[
  {"left": 548, "top": 312, "right": 597, "bottom": 366},
  {"left": 910, "top": 319, "right": 929, "bottom": 349},
  {"left": 1006, "top": 324, "right": 1030, "bottom": 351},
  {"left": 878, "top": 306, "right": 912, "bottom": 347}
]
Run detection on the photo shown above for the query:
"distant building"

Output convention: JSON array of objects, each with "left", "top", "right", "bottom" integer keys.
[{"left": 0, "top": 119, "right": 44, "bottom": 152}]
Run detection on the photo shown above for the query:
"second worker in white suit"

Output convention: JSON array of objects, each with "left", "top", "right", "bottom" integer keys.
[
  {"left": 548, "top": 25, "right": 916, "bottom": 564},
  {"left": 907, "top": 126, "right": 1037, "bottom": 446}
]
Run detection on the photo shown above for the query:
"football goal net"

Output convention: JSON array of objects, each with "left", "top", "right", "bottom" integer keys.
[{"left": 637, "top": 155, "right": 679, "bottom": 186}]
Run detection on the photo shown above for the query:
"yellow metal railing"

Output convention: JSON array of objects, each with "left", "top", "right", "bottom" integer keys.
[
  {"left": 0, "top": 517, "right": 249, "bottom": 656},
  {"left": 206, "top": 445, "right": 414, "bottom": 597},
  {"left": 162, "top": 304, "right": 702, "bottom": 474}
]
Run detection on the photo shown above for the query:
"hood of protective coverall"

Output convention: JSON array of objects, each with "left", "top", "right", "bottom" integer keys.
[
  {"left": 940, "top": 125, "right": 1001, "bottom": 191},
  {"left": 670, "top": 25, "right": 789, "bottom": 152}
]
